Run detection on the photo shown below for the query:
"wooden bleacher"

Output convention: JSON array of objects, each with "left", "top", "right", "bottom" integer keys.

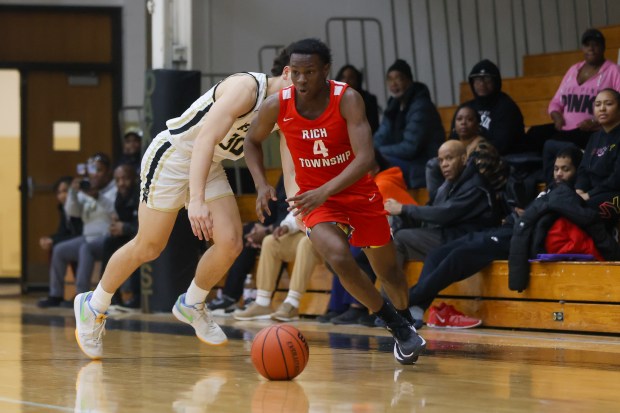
[{"left": 233, "top": 26, "right": 620, "bottom": 333}]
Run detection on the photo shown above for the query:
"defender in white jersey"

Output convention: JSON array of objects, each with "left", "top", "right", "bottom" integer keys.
[{"left": 73, "top": 49, "right": 293, "bottom": 359}]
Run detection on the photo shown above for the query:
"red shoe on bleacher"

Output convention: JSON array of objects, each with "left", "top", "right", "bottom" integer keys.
[{"left": 427, "top": 303, "right": 482, "bottom": 329}]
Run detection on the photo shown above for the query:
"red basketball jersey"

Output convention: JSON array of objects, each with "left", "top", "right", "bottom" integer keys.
[{"left": 277, "top": 80, "right": 376, "bottom": 197}]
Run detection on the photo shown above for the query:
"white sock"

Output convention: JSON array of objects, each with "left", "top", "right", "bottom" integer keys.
[
  {"left": 284, "top": 290, "right": 302, "bottom": 308},
  {"left": 255, "top": 290, "right": 272, "bottom": 307},
  {"left": 185, "top": 279, "right": 209, "bottom": 306},
  {"left": 90, "top": 284, "right": 114, "bottom": 314}
]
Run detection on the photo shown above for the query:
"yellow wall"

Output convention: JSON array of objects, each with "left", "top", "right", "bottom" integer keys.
[{"left": 0, "top": 70, "right": 21, "bottom": 277}]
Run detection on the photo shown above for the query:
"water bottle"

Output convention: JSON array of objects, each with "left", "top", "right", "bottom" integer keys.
[{"left": 243, "top": 274, "right": 255, "bottom": 305}]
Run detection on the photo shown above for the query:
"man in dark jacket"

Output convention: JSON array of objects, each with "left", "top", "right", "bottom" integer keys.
[
  {"left": 374, "top": 59, "right": 445, "bottom": 188},
  {"left": 453, "top": 59, "right": 526, "bottom": 156},
  {"left": 385, "top": 140, "right": 498, "bottom": 268},
  {"left": 101, "top": 164, "right": 140, "bottom": 309}
]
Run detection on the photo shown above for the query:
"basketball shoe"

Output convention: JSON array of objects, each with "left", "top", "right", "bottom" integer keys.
[
  {"left": 173, "top": 294, "right": 228, "bottom": 345},
  {"left": 74, "top": 292, "right": 107, "bottom": 360},
  {"left": 271, "top": 302, "right": 299, "bottom": 322},
  {"left": 427, "top": 302, "right": 482, "bottom": 329},
  {"left": 386, "top": 320, "right": 426, "bottom": 365}
]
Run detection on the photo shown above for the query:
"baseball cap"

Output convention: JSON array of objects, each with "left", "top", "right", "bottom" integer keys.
[{"left": 581, "top": 28, "right": 605, "bottom": 47}]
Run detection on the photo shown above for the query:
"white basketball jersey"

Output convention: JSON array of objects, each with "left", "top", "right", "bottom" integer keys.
[{"left": 166, "top": 72, "right": 276, "bottom": 162}]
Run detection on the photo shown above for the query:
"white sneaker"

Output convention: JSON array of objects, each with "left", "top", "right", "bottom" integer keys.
[
  {"left": 172, "top": 294, "right": 228, "bottom": 346},
  {"left": 74, "top": 292, "right": 107, "bottom": 360}
]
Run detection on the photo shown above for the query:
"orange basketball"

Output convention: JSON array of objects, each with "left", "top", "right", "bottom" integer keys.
[{"left": 251, "top": 324, "right": 309, "bottom": 381}]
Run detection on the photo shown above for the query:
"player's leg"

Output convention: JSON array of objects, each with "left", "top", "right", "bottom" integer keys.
[
  {"left": 348, "top": 209, "right": 426, "bottom": 364},
  {"left": 75, "top": 205, "right": 178, "bottom": 359},
  {"left": 75, "top": 132, "right": 182, "bottom": 359},
  {"left": 308, "top": 223, "right": 384, "bottom": 312},
  {"left": 362, "top": 241, "right": 408, "bottom": 310},
  {"left": 172, "top": 194, "right": 242, "bottom": 345}
]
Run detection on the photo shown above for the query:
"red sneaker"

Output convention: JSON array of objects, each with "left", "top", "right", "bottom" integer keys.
[
  {"left": 442, "top": 304, "right": 482, "bottom": 329},
  {"left": 426, "top": 305, "right": 449, "bottom": 327}
]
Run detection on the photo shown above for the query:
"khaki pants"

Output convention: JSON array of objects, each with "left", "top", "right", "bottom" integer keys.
[{"left": 256, "top": 232, "right": 320, "bottom": 293}]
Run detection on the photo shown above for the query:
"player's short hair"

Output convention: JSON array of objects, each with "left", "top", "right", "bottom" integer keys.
[
  {"left": 288, "top": 38, "right": 332, "bottom": 66},
  {"left": 271, "top": 46, "right": 291, "bottom": 76}
]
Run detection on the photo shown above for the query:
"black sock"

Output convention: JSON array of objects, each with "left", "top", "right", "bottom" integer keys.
[
  {"left": 374, "top": 301, "right": 398, "bottom": 323},
  {"left": 397, "top": 308, "right": 415, "bottom": 325}
]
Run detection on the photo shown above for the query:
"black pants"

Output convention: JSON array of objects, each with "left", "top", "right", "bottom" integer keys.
[
  {"left": 221, "top": 222, "right": 261, "bottom": 300},
  {"left": 409, "top": 228, "right": 512, "bottom": 310},
  {"left": 102, "top": 235, "right": 140, "bottom": 295}
]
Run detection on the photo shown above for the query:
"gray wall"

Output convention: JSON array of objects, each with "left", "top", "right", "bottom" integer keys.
[
  {"left": 2, "top": 0, "right": 620, "bottom": 109},
  {"left": 193, "top": 0, "right": 620, "bottom": 108}
]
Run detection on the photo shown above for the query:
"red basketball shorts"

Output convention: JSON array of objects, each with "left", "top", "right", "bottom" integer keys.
[{"left": 303, "top": 190, "right": 391, "bottom": 247}]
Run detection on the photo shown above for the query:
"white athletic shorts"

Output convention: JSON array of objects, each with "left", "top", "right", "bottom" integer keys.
[{"left": 140, "top": 131, "right": 233, "bottom": 212}]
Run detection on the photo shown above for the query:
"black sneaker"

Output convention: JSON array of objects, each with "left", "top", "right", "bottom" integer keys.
[
  {"left": 207, "top": 296, "right": 237, "bottom": 315},
  {"left": 331, "top": 307, "right": 367, "bottom": 325},
  {"left": 357, "top": 313, "right": 379, "bottom": 327},
  {"left": 37, "top": 296, "right": 64, "bottom": 308},
  {"left": 317, "top": 310, "right": 341, "bottom": 323},
  {"left": 390, "top": 324, "right": 426, "bottom": 365}
]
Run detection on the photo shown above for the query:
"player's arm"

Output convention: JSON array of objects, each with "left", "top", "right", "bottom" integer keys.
[
  {"left": 244, "top": 94, "right": 281, "bottom": 222},
  {"left": 287, "top": 88, "right": 374, "bottom": 216},
  {"left": 188, "top": 75, "right": 257, "bottom": 240},
  {"left": 279, "top": 132, "right": 299, "bottom": 199}
]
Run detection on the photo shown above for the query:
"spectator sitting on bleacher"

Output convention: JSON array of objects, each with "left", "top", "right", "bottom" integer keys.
[
  {"left": 102, "top": 164, "right": 140, "bottom": 311},
  {"left": 386, "top": 140, "right": 498, "bottom": 272},
  {"left": 207, "top": 175, "right": 288, "bottom": 315},
  {"left": 453, "top": 59, "right": 525, "bottom": 156},
  {"left": 575, "top": 88, "right": 620, "bottom": 226},
  {"left": 409, "top": 147, "right": 586, "bottom": 328},
  {"left": 373, "top": 59, "right": 444, "bottom": 188},
  {"left": 528, "top": 28, "right": 620, "bottom": 181},
  {"left": 116, "top": 128, "right": 142, "bottom": 174},
  {"left": 510, "top": 142, "right": 620, "bottom": 291},
  {"left": 38, "top": 176, "right": 83, "bottom": 255},
  {"left": 232, "top": 210, "right": 321, "bottom": 322},
  {"left": 335, "top": 64, "right": 380, "bottom": 134},
  {"left": 426, "top": 104, "right": 508, "bottom": 202},
  {"left": 38, "top": 153, "right": 117, "bottom": 308}
]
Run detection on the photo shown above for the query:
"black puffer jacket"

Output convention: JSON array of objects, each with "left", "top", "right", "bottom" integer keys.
[
  {"left": 401, "top": 161, "right": 499, "bottom": 242},
  {"left": 508, "top": 183, "right": 620, "bottom": 291}
]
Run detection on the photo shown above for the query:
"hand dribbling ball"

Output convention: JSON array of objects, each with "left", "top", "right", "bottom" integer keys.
[{"left": 251, "top": 324, "right": 309, "bottom": 380}]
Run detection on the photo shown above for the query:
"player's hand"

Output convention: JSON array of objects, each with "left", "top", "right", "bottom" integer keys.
[
  {"left": 286, "top": 188, "right": 329, "bottom": 217},
  {"left": 188, "top": 199, "right": 214, "bottom": 241},
  {"left": 255, "top": 184, "right": 277, "bottom": 223},
  {"left": 384, "top": 198, "right": 403, "bottom": 215},
  {"left": 272, "top": 225, "right": 289, "bottom": 240}
]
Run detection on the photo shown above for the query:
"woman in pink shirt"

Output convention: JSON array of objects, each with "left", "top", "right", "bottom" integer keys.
[{"left": 530, "top": 29, "right": 620, "bottom": 180}]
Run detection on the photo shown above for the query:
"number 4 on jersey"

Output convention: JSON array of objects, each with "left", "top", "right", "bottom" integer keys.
[{"left": 313, "top": 139, "right": 329, "bottom": 158}]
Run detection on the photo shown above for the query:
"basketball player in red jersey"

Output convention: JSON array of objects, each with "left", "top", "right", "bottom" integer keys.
[{"left": 244, "top": 38, "right": 425, "bottom": 365}]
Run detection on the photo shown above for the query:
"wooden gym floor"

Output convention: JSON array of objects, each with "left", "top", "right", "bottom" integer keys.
[{"left": 1, "top": 296, "right": 620, "bottom": 412}]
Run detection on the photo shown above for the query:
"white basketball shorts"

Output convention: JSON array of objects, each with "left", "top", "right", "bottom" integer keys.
[{"left": 140, "top": 131, "right": 233, "bottom": 212}]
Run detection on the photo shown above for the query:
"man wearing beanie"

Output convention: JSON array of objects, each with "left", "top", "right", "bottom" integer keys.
[
  {"left": 451, "top": 59, "right": 525, "bottom": 156},
  {"left": 374, "top": 59, "right": 445, "bottom": 188}
]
